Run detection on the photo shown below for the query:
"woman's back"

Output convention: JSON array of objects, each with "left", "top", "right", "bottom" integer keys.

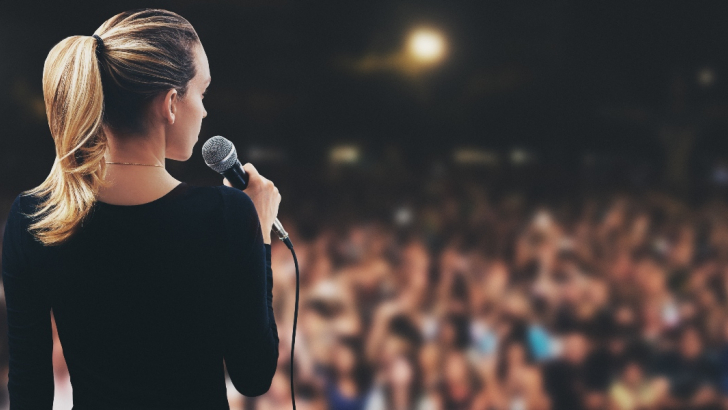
[{"left": 2, "top": 182, "right": 279, "bottom": 409}]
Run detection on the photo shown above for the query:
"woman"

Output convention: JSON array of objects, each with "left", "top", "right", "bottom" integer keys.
[{"left": 1, "top": 8, "right": 281, "bottom": 409}]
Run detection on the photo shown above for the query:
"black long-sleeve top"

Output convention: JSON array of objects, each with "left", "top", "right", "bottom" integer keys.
[{"left": 1, "top": 182, "right": 279, "bottom": 409}]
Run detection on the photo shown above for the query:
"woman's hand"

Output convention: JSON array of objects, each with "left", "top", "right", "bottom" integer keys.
[{"left": 224, "top": 163, "right": 281, "bottom": 244}]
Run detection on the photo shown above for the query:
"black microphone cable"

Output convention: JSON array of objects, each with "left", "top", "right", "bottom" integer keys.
[{"left": 279, "top": 236, "right": 299, "bottom": 409}]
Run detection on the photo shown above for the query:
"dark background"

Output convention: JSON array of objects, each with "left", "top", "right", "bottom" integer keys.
[{"left": 3, "top": 1, "right": 728, "bottom": 206}]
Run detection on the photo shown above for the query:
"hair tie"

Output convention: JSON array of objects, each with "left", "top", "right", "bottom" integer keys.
[{"left": 92, "top": 34, "right": 105, "bottom": 53}]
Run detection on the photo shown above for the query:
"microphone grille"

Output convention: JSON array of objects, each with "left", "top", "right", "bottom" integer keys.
[{"left": 202, "top": 136, "right": 238, "bottom": 173}]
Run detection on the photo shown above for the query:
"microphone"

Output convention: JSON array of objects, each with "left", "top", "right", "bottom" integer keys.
[
  {"left": 202, "top": 135, "right": 289, "bottom": 242},
  {"left": 204, "top": 135, "right": 301, "bottom": 410}
]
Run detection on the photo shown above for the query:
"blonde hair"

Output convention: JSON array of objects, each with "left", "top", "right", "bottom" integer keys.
[{"left": 22, "top": 9, "right": 199, "bottom": 246}]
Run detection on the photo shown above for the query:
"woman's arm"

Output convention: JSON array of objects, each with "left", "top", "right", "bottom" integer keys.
[
  {"left": 219, "top": 186, "right": 280, "bottom": 397},
  {"left": 2, "top": 194, "right": 55, "bottom": 409}
]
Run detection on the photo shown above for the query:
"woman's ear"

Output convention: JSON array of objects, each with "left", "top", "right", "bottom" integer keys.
[{"left": 162, "top": 88, "right": 178, "bottom": 124}]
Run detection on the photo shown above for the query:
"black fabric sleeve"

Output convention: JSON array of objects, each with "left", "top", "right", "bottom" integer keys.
[
  {"left": 1, "top": 194, "right": 55, "bottom": 409},
  {"left": 218, "top": 186, "right": 279, "bottom": 397}
]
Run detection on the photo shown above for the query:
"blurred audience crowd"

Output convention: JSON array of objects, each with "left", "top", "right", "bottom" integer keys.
[
  {"left": 255, "top": 177, "right": 728, "bottom": 410},
  {"left": 3, "top": 176, "right": 728, "bottom": 410}
]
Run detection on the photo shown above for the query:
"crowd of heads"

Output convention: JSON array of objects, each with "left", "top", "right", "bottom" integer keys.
[{"left": 250, "top": 175, "right": 728, "bottom": 410}]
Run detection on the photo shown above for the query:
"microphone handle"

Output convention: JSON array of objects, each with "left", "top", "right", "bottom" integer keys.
[{"left": 222, "top": 159, "right": 289, "bottom": 241}]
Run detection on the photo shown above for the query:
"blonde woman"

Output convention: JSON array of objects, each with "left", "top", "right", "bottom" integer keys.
[{"left": 2, "top": 8, "right": 281, "bottom": 408}]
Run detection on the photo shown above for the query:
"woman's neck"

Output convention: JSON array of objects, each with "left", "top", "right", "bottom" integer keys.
[
  {"left": 104, "top": 127, "right": 167, "bottom": 166},
  {"left": 97, "top": 129, "right": 181, "bottom": 205}
]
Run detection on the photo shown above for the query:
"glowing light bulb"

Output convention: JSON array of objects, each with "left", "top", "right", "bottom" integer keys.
[{"left": 408, "top": 29, "right": 446, "bottom": 63}]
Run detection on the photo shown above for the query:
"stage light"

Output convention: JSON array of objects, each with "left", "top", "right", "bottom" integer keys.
[
  {"left": 407, "top": 28, "right": 446, "bottom": 64},
  {"left": 697, "top": 67, "right": 715, "bottom": 87},
  {"left": 329, "top": 145, "right": 360, "bottom": 164},
  {"left": 453, "top": 147, "right": 500, "bottom": 166},
  {"left": 510, "top": 148, "right": 532, "bottom": 166},
  {"left": 394, "top": 206, "right": 414, "bottom": 226},
  {"left": 247, "top": 146, "right": 286, "bottom": 162}
]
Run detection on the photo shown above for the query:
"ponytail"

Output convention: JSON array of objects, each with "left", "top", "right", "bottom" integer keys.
[
  {"left": 22, "top": 9, "right": 199, "bottom": 246},
  {"left": 23, "top": 34, "right": 109, "bottom": 246}
]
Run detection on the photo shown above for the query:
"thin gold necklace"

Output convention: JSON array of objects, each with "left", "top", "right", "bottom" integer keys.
[{"left": 107, "top": 161, "right": 164, "bottom": 168}]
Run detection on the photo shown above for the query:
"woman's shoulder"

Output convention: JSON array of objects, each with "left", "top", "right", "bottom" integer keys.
[
  {"left": 2, "top": 192, "right": 40, "bottom": 272},
  {"left": 180, "top": 184, "right": 255, "bottom": 221},
  {"left": 5, "top": 191, "right": 40, "bottom": 227},
  {"left": 6, "top": 192, "right": 25, "bottom": 219},
  {"left": 216, "top": 184, "right": 253, "bottom": 202},
  {"left": 215, "top": 185, "right": 261, "bottom": 239},
  {"left": 216, "top": 185, "right": 256, "bottom": 214}
]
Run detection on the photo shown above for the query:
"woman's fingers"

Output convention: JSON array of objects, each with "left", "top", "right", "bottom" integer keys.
[
  {"left": 224, "top": 164, "right": 281, "bottom": 230},
  {"left": 242, "top": 162, "right": 259, "bottom": 178}
]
